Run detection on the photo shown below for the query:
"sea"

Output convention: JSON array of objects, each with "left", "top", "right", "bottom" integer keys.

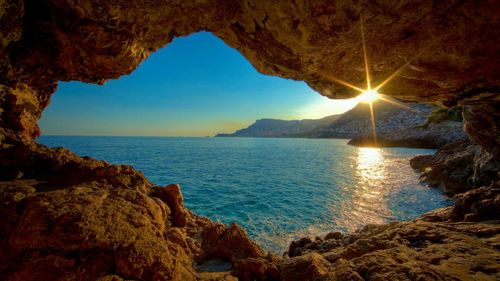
[{"left": 38, "top": 136, "right": 452, "bottom": 253}]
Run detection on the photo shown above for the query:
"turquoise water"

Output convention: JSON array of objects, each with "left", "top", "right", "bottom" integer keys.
[{"left": 38, "top": 136, "right": 451, "bottom": 253}]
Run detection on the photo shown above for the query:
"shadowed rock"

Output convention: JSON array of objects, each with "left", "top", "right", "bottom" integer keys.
[
  {"left": 1, "top": 0, "right": 500, "bottom": 280},
  {"left": 410, "top": 140, "right": 499, "bottom": 195}
]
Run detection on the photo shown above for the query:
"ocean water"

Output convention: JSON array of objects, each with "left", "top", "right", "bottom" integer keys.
[{"left": 38, "top": 136, "right": 451, "bottom": 253}]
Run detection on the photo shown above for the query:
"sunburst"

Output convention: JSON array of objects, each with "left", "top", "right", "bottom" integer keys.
[{"left": 317, "top": 14, "right": 433, "bottom": 146}]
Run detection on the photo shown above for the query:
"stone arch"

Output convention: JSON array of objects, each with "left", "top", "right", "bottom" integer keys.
[
  {"left": 2, "top": 0, "right": 500, "bottom": 145},
  {"left": 1, "top": 1, "right": 500, "bottom": 280}
]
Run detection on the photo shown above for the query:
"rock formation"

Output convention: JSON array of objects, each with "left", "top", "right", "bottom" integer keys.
[
  {"left": 284, "top": 182, "right": 500, "bottom": 280},
  {"left": 410, "top": 140, "right": 500, "bottom": 195},
  {"left": 219, "top": 102, "right": 437, "bottom": 140},
  {"left": 1, "top": 0, "right": 499, "bottom": 280},
  {"left": 216, "top": 114, "right": 341, "bottom": 138},
  {"left": 0, "top": 145, "right": 275, "bottom": 280}
]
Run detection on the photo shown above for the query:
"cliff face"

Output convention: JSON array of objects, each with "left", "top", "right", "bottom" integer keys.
[
  {"left": 309, "top": 102, "right": 434, "bottom": 138},
  {"left": 1, "top": 0, "right": 500, "bottom": 146},
  {"left": 1, "top": 0, "right": 500, "bottom": 280},
  {"left": 219, "top": 102, "right": 436, "bottom": 139},
  {"left": 216, "top": 115, "right": 341, "bottom": 138}
]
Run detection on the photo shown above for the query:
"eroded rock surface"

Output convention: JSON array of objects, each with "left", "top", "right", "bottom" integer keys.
[
  {"left": 284, "top": 191, "right": 500, "bottom": 281},
  {"left": 1, "top": 0, "right": 499, "bottom": 144},
  {"left": 0, "top": 146, "right": 277, "bottom": 281},
  {"left": 411, "top": 140, "right": 499, "bottom": 195},
  {"left": 1, "top": 0, "right": 500, "bottom": 280}
]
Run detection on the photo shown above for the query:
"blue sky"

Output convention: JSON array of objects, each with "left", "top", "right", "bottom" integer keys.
[{"left": 39, "top": 32, "right": 357, "bottom": 136}]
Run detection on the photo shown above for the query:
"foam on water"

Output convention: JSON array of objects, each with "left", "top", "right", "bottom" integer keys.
[{"left": 38, "top": 136, "right": 452, "bottom": 253}]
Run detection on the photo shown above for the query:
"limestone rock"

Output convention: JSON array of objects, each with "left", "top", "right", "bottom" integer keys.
[
  {"left": 451, "top": 181, "right": 500, "bottom": 222},
  {"left": 410, "top": 140, "right": 499, "bottom": 194},
  {"left": 0, "top": 1, "right": 500, "bottom": 280},
  {"left": 0, "top": 152, "right": 279, "bottom": 280},
  {"left": 280, "top": 253, "right": 331, "bottom": 281},
  {"left": 200, "top": 223, "right": 265, "bottom": 262},
  {"left": 1, "top": 0, "right": 500, "bottom": 145},
  {"left": 285, "top": 220, "right": 500, "bottom": 280},
  {"left": 152, "top": 184, "right": 189, "bottom": 227},
  {"left": 233, "top": 256, "right": 281, "bottom": 281}
]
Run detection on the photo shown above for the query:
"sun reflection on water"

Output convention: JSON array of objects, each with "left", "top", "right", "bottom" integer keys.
[
  {"left": 336, "top": 147, "right": 392, "bottom": 232},
  {"left": 357, "top": 147, "right": 383, "bottom": 178}
]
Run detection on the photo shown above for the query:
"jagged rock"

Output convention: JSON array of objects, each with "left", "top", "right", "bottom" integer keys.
[
  {"left": 288, "top": 237, "right": 312, "bottom": 257},
  {"left": 200, "top": 223, "right": 265, "bottom": 262},
  {"left": 199, "top": 223, "right": 281, "bottom": 280},
  {"left": 152, "top": 184, "right": 189, "bottom": 227},
  {"left": 410, "top": 140, "right": 499, "bottom": 194},
  {"left": 324, "top": 231, "right": 343, "bottom": 241},
  {"left": 463, "top": 103, "right": 500, "bottom": 157},
  {"left": 284, "top": 220, "right": 500, "bottom": 280},
  {"left": 233, "top": 256, "right": 281, "bottom": 281},
  {"left": 280, "top": 253, "right": 331, "bottom": 281},
  {"left": 0, "top": 178, "right": 194, "bottom": 280},
  {"left": 451, "top": 181, "right": 500, "bottom": 222},
  {"left": 0, "top": 152, "right": 279, "bottom": 280},
  {"left": 1, "top": 1, "right": 500, "bottom": 280}
]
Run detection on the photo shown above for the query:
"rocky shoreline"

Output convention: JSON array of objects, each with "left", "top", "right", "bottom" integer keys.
[
  {"left": 1, "top": 0, "right": 499, "bottom": 280},
  {"left": 410, "top": 140, "right": 500, "bottom": 195},
  {"left": 1, "top": 142, "right": 499, "bottom": 280},
  {"left": 0, "top": 144, "right": 280, "bottom": 281}
]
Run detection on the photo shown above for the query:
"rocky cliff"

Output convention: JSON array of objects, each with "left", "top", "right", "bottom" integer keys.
[
  {"left": 216, "top": 114, "right": 341, "bottom": 138},
  {"left": 309, "top": 102, "right": 434, "bottom": 138},
  {"left": 1, "top": 0, "right": 499, "bottom": 280},
  {"left": 218, "top": 102, "right": 437, "bottom": 140}
]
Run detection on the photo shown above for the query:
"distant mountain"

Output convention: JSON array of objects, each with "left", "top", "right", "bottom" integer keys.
[
  {"left": 216, "top": 114, "right": 341, "bottom": 138},
  {"left": 216, "top": 101, "right": 434, "bottom": 139},
  {"left": 306, "top": 102, "right": 434, "bottom": 138}
]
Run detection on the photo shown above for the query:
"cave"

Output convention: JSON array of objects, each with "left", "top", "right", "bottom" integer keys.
[{"left": 1, "top": 1, "right": 499, "bottom": 280}]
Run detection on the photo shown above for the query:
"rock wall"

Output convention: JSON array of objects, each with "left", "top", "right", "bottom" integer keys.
[
  {"left": 0, "top": 145, "right": 278, "bottom": 280},
  {"left": 1, "top": 0, "right": 499, "bottom": 280},
  {"left": 1, "top": 0, "right": 499, "bottom": 144}
]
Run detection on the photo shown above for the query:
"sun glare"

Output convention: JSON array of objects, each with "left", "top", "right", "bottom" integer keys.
[
  {"left": 320, "top": 12, "right": 425, "bottom": 145},
  {"left": 356, "top": 89, "right": 380, "bottom": 104}
]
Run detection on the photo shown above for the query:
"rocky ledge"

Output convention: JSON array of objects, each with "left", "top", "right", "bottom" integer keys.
[
  {"left": 1, "top": 0, "right": 500, "bottom": 280},
  {"left": 410, "top": 140, "right": 500, "bottom": 195},
  {"left": 1, "top": 143, "right": 499, "bottom": 281},
  {"left": 0, "top": 144, "right": 280, "bottom": 281}
]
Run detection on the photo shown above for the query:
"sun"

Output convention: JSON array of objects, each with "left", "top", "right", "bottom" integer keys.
[{"left": 356, "top": 89, "right": 380, "bottom": 104}]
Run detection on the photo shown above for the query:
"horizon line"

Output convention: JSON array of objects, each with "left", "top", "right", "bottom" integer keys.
[{"left": 40, "top": 134, "right": 218, "bottom": 138}]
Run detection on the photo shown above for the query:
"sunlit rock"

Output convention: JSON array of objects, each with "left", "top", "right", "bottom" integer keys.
[{"left": 0, "top": 0, "right": 499, "bottom": 280}]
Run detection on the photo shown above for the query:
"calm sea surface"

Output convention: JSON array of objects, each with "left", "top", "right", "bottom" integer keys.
[{"left": 38, "top": 136, "right": 451, "bottom": 253}]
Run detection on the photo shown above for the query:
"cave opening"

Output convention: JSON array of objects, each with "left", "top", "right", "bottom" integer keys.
[
  {"left": 2, "top": 1, "right": 499, "bottom": 280},
  {"left": 37, "top": 32, "right": 452, "bottom": 253}
]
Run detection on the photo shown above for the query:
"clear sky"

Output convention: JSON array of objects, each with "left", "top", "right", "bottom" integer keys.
[{"left": 39, "top": 32, "right": 357, "bottom": 136}]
